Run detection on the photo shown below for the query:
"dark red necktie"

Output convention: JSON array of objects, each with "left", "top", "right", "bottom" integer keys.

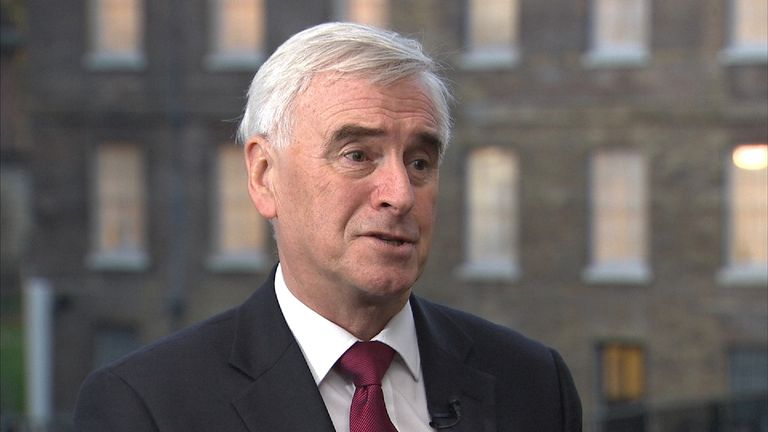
[{"left": 336, "top": 341, "right": 398, "bottom": 432}]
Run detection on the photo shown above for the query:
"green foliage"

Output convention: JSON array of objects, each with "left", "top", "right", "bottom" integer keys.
[{"left": 0, "top": 321, "right": 25, "bottom": 415}]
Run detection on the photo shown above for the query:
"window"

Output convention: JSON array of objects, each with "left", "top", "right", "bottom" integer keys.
[
  {"left": 460, "top": 147, "right": 519, "bottom": 280},
  {"left": 729, "top": 348, "right": 768, "bottom": 395},
  {"left": 93, "top": 326, "right": 140, "bottom": 369},
  {"left": 87, "top": 143, "right": 148, "bottom": 270},
  {"left": 585, "top": 0, "right": 649, "bottom": 66},
  {"left": 207, "top": 144, "right": 268, "bottom": 271},
  {"left": 85, "top": 0, "right": 145, "bottom": 69},
  {"left": 719, "top": 144, "right": 768, "bottom": 285},
  {"left": 599, "top": 342, "right": 645, "bottom": 404},
  {"left": 584, "top": 151, "right": 650, "bottom": 283},
  {"left": 463, "top": 0, "right": 519, "bottom": 67},
  {"left": 721, "top": 0, "right": 768, "bottom": 63},
  {"left": 335, "top": 0, "right": 389, "bottom": 28},
  {"left": 206, "top": 0, "right": 265, "bottom": 69}
]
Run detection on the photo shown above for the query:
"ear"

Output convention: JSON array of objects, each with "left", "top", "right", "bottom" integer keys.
[{"left": 244, "top": 136, "right": 277, "bottom": 219}]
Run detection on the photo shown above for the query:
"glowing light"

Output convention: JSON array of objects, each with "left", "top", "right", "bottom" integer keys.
[{"left": 733, "top": 144, "right": 768, "bottom": 170}]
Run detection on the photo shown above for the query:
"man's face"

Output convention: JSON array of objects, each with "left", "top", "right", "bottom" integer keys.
[{"left": 268, "top": 73, "right": 441, "bottom": 307}]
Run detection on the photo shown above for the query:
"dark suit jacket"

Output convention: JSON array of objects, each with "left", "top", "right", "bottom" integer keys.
[{"left": 74, "top": 268, "right": 582, "bottom": 431}]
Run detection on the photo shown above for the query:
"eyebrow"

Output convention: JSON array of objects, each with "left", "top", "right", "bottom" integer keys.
[
  {"left": 414, "top": 131, "right": 443, "bottom": 156},
  {"left": 328, "top": 124, "right": 444, "bottom": 155},
  {"left": 330, "top": 124, "right": 386, "bottom": 144}
]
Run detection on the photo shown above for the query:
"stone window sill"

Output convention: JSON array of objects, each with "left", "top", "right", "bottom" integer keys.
[{"left": 583, "top": 263, "right": 652, "bottom": 285}]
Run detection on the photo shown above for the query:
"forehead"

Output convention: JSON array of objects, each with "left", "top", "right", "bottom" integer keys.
[{"left": 293, "top": 73, "right": 440, "bottom": 136}]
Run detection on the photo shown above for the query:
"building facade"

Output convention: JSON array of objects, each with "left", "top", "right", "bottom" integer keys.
[{"left": 15, "top": 0, "right": 768, "bottom": 430}]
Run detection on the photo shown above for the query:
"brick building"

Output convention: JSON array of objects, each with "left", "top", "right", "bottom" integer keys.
[{"left": 13, "top": 0, "right": 768, "bottom": 430}]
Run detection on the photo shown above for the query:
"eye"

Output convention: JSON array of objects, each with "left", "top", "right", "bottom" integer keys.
[
  {"left": 410, "top": 159, "right": 430, "bottom": 171},
  {"left": 343, "top": 150, "right": 367, "bottom": 162}
]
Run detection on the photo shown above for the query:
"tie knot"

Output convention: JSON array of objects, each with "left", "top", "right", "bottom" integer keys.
[{"left": 336, "top": 341, "right": 395, "bottom": 387}]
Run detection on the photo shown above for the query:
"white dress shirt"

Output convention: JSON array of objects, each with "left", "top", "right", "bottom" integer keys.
[{"left": 274, "top": 264, "right": 436, "bottom": 432}]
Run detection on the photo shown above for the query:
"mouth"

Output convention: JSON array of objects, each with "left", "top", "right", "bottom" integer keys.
[{"left": 366, "top": 232, "right": 416, "bottom": 247}]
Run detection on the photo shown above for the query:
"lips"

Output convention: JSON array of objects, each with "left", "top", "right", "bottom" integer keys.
[
  {"left": 374, "top": 235, "right": 406, "bottom": 246},
  {"left": 365, "top": 232, "right": 417, "bottom": 246}
]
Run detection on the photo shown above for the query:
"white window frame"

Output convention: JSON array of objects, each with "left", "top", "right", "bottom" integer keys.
[
  {"left": 719, "top": 0, "right": 768, "bottom": 64},
  {"left": 461, "top": 0, "right": 520, "bottom": 69},
  {"left": 206, "top": 143, "right": 268, "bottom": 273},
  {"left": 205, "top": 0, "right": 266, "bottom": 70},
  {"left": 84, "top": 0, "right": 146, "bottom": 70},
  {"left": 458, "top": 147, "right": 520, "bottom": 281},
  {"left": 583, "top": 0, "right": 650, "bottom": 68},
  {"left": 86, "top": 142, "right": 149, "bottom": 271},
  {"left": 583, "top": 150, "right": 651, "bottom": 284},
  {"left": 718, "top": 144, "right": 768, "bottom": 286}
]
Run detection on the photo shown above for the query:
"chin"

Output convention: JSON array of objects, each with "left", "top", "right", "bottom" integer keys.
[{"left": 355, "top": 272, "right": 417, "bottom": 301}]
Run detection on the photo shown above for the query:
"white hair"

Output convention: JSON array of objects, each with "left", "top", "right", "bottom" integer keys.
[{"left": 236, "top": 22, "right": 452, "bottom": 159}]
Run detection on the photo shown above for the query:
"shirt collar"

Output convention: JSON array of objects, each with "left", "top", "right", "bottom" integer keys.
[{"left": 274, "top": 263, "right": 422, "bottom": 385}]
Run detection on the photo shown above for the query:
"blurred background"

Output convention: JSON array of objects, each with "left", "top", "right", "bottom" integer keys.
[{"left": 1, "top": 0, "right": 766, "bottom": 430}]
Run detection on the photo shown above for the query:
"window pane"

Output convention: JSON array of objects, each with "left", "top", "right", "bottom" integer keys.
[
  {"left": 593, "top": 0, "right": 647, "bottom": 53},
  {"left": 730, "top": 144, "right": 768, "bottom": 266},
  {"left": 733, "top": 0, "right": 768, "bottom": 48},
  {"left": 216, "top": 144, "right": 265, "bottom": 254},
  {"left": 213, "top": 0, "right": 264, "bottom": 55},
  {"left": 467, "top": 0, "right": 518, "bottom": 51},
  {"left": 94, "top": 143, "right": 145, "bottom": 254},
  {"left": 93, "top": 0, "right": 142, "bottom": 55},
  {"left": 603, "top": 344, "right": 624, "bottom": 400},
  {"left": 346, "top": 0, "right": 389, "bottom": 28},
  {"left": 93, "top": 326, "right": 139, "bottom": 369},
  {"left": 623, "top": 346, "right": 645, "bottom": 400},
  {"left": 592, "top": 151, "right": 647, "bottom": 266},
  {"left": 729, "top": 348, "right": 768, "bottom": 395},
  {"left": 466, "top": 148, "right": 518, "bottom": 265}
]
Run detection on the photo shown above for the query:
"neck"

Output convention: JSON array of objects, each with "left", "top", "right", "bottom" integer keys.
[
  {"left": 279, "top": 265, "right": 410, "bottom": 341},
  {"left": 326, "top": 299, "right": 408, "bottom": 341}
]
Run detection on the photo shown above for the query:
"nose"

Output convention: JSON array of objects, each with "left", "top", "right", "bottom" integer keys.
[{"left": 371, "top": 160, "right": 415, "bottom": 215}]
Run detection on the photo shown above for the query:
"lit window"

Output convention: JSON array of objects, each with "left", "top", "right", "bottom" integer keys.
[
  {"left": 86, "top": 0, "right": 145, "bottom": 69},
  {"left": 207, "top": 0, "right": 265, "bottom": 69},
  {"left": 87, "top": 143, "right": 148, "bottom": 270},
  {"left": 460, "top": 147, "right": 519, "bottom": 280},
  {"left": 336, "top": 0, "right": 389, "bottom": 28},
  {"left": 720, "top": 144, "right": 768, "bottom": 285},
  {"left": 585, "top": 0, "right": 649, "bottom": 66},
  {"left": 600, "top": 342, "right": 645, "bottom": 403},
  {"left": 722, "top": 0, "right": 768, "bottom": 63},
  {"left": 208, "top": 144, "right": 268, "bottom": 271},
  {"left": 584, "top": 151, "right": 650, "bottom": 283},
  {"left": 463, "top": 0, "right": 519, "bottom": 67}
]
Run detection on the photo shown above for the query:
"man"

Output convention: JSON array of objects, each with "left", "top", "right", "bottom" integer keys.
[{"left": 74, "top": 23, "right": 582, "bottom": 431}]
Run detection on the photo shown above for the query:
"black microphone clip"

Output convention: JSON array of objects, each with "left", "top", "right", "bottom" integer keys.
[{"left": 429, "top": 399, "right": 461, "bottom": 429}]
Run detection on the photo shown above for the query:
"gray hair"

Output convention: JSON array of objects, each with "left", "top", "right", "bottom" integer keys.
[{"left": 236, "top": 22, "right": 452, "bottom": 159}]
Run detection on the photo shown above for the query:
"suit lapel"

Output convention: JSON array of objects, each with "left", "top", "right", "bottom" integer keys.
[
  {"left": 228, "top": 270, "right": 335, "bottom": 432},
  {"left": 411, "top": 296, "right": 497, "bottom": 432},
  {"left": 224, "top": 270, "right": 497, "bottom": 431}
]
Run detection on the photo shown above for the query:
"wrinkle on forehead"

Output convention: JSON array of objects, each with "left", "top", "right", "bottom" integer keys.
[{"left": 294, "top": 74, "right": 441, "bottom": 147}]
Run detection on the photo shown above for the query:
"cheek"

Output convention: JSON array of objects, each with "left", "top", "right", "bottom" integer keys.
[
  {"left": 308, "top": 180, "right": 358, "bottom": 233},
  {"left": 416, "top": 188, "right": 438, "bottom": 222},
  {"left": 279, "top": 163, "right": 330, "bottom": 215}
]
